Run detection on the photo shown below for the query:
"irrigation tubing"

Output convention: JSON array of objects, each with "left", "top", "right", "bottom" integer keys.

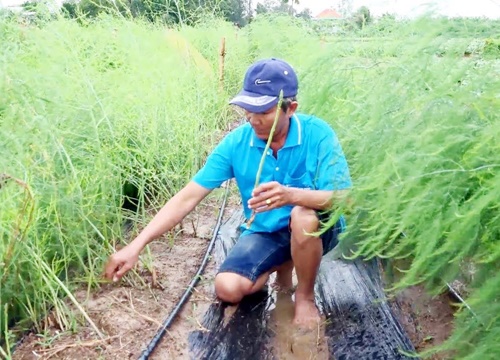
[{"left": 137, "top": 182, "right": 231, "bottom": 360}]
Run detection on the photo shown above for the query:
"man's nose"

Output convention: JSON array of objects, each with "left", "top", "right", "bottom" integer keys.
[{"left": 247, "top": 113, "right": 262, "bottom": 125}]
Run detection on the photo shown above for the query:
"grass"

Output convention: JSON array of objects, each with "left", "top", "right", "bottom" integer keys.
[{"left": 1, "top": 10, "right": 499, "bottom": 360}]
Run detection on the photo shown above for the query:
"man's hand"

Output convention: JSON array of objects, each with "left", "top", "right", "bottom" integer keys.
[
  {"left": 102, "top": 181, "right": 211, "bottom": 283},
  {"left": 104, "top": 244, "right": 141, "bottom": 282},
  {"left": 248, "top": 181, "right": 292, "bottom": 212}
]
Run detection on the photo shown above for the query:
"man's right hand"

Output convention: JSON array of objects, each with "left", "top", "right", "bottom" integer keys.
[
  {"left": 102, "top": 181, "right": 211, "bottom": 283},
  {"left": 104, "top": 244, "right": 141, "bottom": 282}
]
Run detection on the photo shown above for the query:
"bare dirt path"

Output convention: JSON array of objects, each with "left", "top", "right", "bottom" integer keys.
[{"left": 12, "top": 188, "right": 240, "bottom": 360}]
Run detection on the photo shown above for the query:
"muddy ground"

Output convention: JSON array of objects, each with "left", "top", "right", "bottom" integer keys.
[
  {"left": 389, "top": 285, "right": 455, "bottom": 359},
  {"left": 11, "top": 187, "right": 456, "bottom": 360}
]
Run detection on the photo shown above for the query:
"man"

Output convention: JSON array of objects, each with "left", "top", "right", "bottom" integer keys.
[{"left": 104, "top": 58, "right": 352, "bottom": 328}]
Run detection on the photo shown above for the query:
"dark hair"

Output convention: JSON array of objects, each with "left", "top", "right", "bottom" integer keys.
[{"left": 281, "top": 96, "right": 297, "bottom": 112}]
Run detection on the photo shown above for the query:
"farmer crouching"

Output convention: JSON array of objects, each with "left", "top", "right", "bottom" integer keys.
[{"left": 104, "top": 58, "right": 352, "bottom": 328}]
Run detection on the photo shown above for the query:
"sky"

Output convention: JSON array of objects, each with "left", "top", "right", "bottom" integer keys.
[{"left": 295, "top": 0, "right": 500, "bottom": 19}]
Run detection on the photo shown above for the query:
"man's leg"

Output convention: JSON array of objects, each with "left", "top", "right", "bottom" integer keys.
[
  {"left": 273, "top": 260, "right": 294, "bottom": 292},
  {"left": 214, "top": 230, "right": 291, "bottom": 303},
  {"left": 289, "top": 206, "right": 323, "bottom": 327},
  {"left": 214, "top": 271, "right": 269, "bottom": 303},
  {"left": 215, "top": 260, "right": 295, "bottom": 303}
]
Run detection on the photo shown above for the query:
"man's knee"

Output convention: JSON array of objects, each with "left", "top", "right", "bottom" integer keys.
[
  {"left": 290, "top": 206, "right": 320, "bottom": 247},
  {"left": 214, "top": 273, "right": 253, "bottom": 303}
]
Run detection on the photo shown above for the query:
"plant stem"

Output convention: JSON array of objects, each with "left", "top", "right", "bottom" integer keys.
[
  {"left": 1, "top": 174, "right": 35, "bottom": 285},
  {"left": 29, "top": 247, "right": 105, "bottom": 340},
  {"left": 246, "top": 90, "right": 284, "bottom": 229},
  {"left": 1, "top": 304, "right": 12, "bottom": 359}
]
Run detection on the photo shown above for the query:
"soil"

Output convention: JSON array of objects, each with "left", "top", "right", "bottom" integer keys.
[
  {"left": 11, "top": 186, "right": 456, "bottom": 360},
  {"left": 267, "top": 290, "right": 329, "bottom": 360},
  {"left": 385, "top": 273, "right": 457, "bottom": 359},
  {"left": 11, "top": 189, "right": 239, "bottom": 360}
]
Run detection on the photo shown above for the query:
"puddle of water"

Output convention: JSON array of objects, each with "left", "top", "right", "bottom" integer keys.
[{"left": 268, "top": 292, "right": 329, "bottom": 360}]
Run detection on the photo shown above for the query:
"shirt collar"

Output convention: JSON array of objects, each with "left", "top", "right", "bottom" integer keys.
[{"left": 249, "top": 114, "right": 302, "bottom": 148}]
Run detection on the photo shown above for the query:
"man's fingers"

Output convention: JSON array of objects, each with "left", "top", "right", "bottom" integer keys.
[
  {"left": 254, "top": 196, "right": 283, "bottom": 212},
  {"left": 104, "top": 257, "right": 126, "bottom": 282},
  {"left": 104, "top": 259, "right": 118, "bottom": 280},
  {"left": 250, "top": 189, "right": 279, "bottom": 204},
  {"left": 108, "top": 264, "right": 125, "bottom": 283},
  {"left": 249, "top": 182, "right": 286, "bottom": 211},
  {"left": 252, "top": 181, "right": 279, "bottom": 195},
  {"left": 249, "top": 190, "right": 282, "bottom": 206},
  {"left": 114, "top": 262, "right": 133, "bottom": 282},
  {"left": 249, "top": 196, "right": 270, "bottom": 209}
]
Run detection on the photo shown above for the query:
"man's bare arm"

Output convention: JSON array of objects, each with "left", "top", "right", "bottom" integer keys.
[
  {"left": 130, "top": 181, "right": 212, "bottom": 251},
  {"left": 287, "top": 188, "right": 351, "bottom": 211},
  {"left": 104, "top": 181, "right": 212, "bottom": 281},
  {"left": 248, "top": 181, "right": 351, "bottom": 213}
]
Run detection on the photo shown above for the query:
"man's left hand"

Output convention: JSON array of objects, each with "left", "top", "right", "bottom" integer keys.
[{"left": 248, "top": 181, "right": 292, "bottom": 212}]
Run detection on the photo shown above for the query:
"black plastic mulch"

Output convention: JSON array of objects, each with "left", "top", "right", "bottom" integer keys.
[{"left": 189, "top": 209, "right": 416, "bottom": 360}]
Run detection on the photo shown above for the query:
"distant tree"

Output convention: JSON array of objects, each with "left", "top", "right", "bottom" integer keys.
[
  {"left": 58, "top": 0, "right": 300, "bottom": 26},
  {"left": 281, "top": 0, "right": 298, "bottom": 16},
  {"left": 219, "top": 0, "right": 248, "bottom": 26},
  {"left": 352, "top": 5, "right": 371, "bottom": 29},
  {"left": 21, "top": 0, "right": 55, "bottom": 20},
  {"left": 296, "top": 7, "right": 311, "bottom": 20},
  {"left": 61, "top": 1, "right": 78, "bottom": 18},
  {"left": 380, "top": 12, "right": 396, "bottom": 21},
  {"left": 74, "top": 0, "right": 128, "bottom": 18},
  {"left": 244, "top": 0, "right": 253, "bottom": 22},
  {"left": 131, "top": 0, "right": 178, "bottom": 23},
  {"left": 254, "top": 0, "right": 295, "bottom": 16},
  {"left": 338, "top": 0, "right": 353, "bottom": 17},
  {"left": 61, "top": 0, "right": 218, "bottom": 24},
  {"left": 255, "top": 2, "right": 269, "bottom": 14},
  {"left": 375, "top": 12, "right": 397, "bottom": 33},
  {"left": 21, "top": 0, "right": 37, "bottom": 11},
  {"left": 75, "top": 0, "right": 102, "bottom": 18}
]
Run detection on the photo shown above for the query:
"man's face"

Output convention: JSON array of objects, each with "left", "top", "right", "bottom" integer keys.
[{"left": 245, "top": 102, "right": 298, "bottom": 141}]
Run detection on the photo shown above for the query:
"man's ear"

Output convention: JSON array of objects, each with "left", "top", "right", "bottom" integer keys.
[{"left": 287, "top": 101, "right": 299, "bottom": 116}]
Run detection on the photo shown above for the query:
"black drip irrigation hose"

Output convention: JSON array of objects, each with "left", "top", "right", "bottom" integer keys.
[{"left": 138, "top": 182, "right": 231, "bottom": 360}]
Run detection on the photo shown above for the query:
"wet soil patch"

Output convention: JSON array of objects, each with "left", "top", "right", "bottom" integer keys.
[
  {"left": 382, "top": 260, "right": 457, "bottom": 359},
  {"left": 388, "top": 285, "right": 456, "bottom": 359}
]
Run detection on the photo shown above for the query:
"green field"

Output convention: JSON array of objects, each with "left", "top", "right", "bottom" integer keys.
[{"left": 1, "top": 10, "right": 499, "bottom": 359}]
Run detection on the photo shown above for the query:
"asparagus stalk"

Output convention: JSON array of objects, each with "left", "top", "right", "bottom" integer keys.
[{"left": 246, "top": 89, "right": 284, "bottom": 229}]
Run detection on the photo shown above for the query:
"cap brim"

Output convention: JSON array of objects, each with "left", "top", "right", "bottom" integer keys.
[{"left": 229, "top": 90, "right": 278, "bottom": 113}]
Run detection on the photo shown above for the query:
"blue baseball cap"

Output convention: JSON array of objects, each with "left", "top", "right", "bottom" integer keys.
[{"left": 229, "top": 58, "right": 298, "bottom": 113}]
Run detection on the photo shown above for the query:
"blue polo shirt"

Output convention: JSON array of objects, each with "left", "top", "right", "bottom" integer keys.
[{"left": 192, "top": 113, "right": 352, "bottom": 235}]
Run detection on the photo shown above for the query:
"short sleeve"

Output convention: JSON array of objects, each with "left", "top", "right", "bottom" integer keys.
[
  {"left": 314, "top": 128, "right": 352, "bottom": 191},
  {"left": 192, "top": 133, "right": 234, "bottom": 189}
]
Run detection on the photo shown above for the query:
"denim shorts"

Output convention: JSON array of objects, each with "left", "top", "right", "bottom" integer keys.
[{"left": 217, "top": 215, "right": 343, "bottom": 282}]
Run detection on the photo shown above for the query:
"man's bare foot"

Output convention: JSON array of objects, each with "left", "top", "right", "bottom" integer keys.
[
  {"left": 293, "top": 294, "right": 320, "bottom": 329},
  {"left": 271, "top": 281, "right": 295, "bottom": 294},
  {"left": 271, "top": 271, "right": 294, "bottom": 293},
  {"left": 272, "top": 261, "right": 294, "bottom": 294}
]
